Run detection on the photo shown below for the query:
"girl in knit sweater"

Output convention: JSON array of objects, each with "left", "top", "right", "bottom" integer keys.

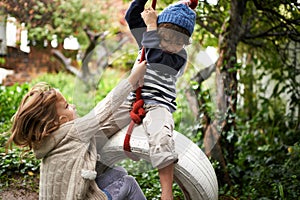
[{"left": 7, "top": 61, "right": 147, "bottom": 200}]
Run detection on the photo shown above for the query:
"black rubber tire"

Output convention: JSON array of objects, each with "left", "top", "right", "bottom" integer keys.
[{"left": 97, "top": 125, "right": 218, "bottom": 200}]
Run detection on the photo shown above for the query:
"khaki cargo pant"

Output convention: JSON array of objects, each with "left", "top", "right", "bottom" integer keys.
[{"left": 98, "top": 101, "right": 178, "bottom": 169}]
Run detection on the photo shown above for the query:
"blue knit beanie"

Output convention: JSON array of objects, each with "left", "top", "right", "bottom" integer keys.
[{"left": 157, "top": 3, "right": 196, "bottom": 36}]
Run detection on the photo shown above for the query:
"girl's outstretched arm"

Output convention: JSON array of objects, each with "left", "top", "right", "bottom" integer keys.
[{"left": 74, "top": 61, "right": 147, "bottom": 142}]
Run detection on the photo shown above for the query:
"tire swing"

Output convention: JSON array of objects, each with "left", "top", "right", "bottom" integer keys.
[
  {"left": 98, "top": 125, "right": 219, "bottom": 200},
  {"left": 98, "top": 0, "right": 218, "bottom": 199}
]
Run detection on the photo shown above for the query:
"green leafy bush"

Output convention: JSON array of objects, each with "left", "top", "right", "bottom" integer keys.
[
  {"left": 0, "top": 149, "right": 40, "bottom": 177},
  {"left": 222, "top": 97, "right": 300, "bottom": 199},
  {"left": 120, "top": 159, "right": 184, "bottom": 200},
  {"left": 0, "top": 84, "right": 30, "bottom": 125},
  {"left": 0, "top": 83, "right": 40, "bottom": 191},
  {"left": 32, "top": 70, "right": 123, "bottom": 116},
  {"left": 0, "top": 83, "right": 30, "bottom": 148}
]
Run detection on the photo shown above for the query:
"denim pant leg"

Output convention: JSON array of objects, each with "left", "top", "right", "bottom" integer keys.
[
  {"left": 96, "top": 166, "right": 127, "bottom": 189},
  {"left": 96, "top": 166, "right": 146, "bottom": 200}
]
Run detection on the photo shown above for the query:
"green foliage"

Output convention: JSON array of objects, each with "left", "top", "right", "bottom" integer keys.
[
  {"left": 0, "top": 57, "right": 5, "bottom": 65},
  {"left": 219, "top": 51, "right": 300, "bottom": 199},
  {"left": 0, "top": 147, "right": 40, "bottom": 192},
  {"left": 0, "top": 149, "right": 40, "bottom": 177},
  {"left": 0, "top": 83, "right": 30, "bottom": 124},
  {"left": 15, "top": 69, "right": 123, "bottom": 116},
  {"left": 229, "top": 108, "right": 300, "bottom": 199},
  {"left": 31, "top": 72, "right": 76, "bottom": 104},
  {"left": 0, "top": 83, "right": 30, "bottom": 151},
  {"left": 25, "top": 0, "right": 111, "bottom": 48},
  {"left": 0, "top": 83, "right": 40, "bottom": 191},
  {"left": 109, "top": 42, "right": 138, "bottom": 71},
  {"left": 120, "top": 159, "right": 184, "bottom": 200},
  {"left": 186, "top": 45, "right": 299, "bottom": 199},
  {"left": 173, "top": 85, "right": 197, "bottom": 136}
]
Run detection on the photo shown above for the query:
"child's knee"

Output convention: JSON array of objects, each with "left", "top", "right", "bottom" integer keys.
[
  {"left": 148, "top": 132, "right": 178, "bottom": 169},
  {"left": 124, "top": 175, "right": 139, "bottom": 189},
  {"left": 113, "top": 166, "right": 128, "bottom": 175}
]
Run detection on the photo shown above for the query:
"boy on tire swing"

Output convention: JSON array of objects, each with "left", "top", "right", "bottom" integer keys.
[
  {"left": 125, "top": 0, "right": 196, "bottom": 199},
  {"left": 102, "top": 0, "right": 197, "bottom": 199}
]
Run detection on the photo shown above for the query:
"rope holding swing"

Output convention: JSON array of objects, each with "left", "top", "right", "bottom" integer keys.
[
  {"left": 123, "top": 87, "right": 145, "bottom": 161},
  {"left": 123, "top": 0, "right": 157, "bottom": 161},
  {"left": 123, "top": 0, "right": 198, "bottom": 161}
]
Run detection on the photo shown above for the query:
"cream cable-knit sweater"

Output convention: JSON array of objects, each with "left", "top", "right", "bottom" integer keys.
[{"left": 33, "top": 80, "right": 133, "bottom": 200}]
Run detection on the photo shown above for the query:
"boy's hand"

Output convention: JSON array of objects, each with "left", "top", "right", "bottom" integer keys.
[{"left": 141, "top": 7, "right": 157, "bottom": 31}]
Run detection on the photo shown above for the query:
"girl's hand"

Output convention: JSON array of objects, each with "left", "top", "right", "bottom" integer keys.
[
  {"left": 128, "top": 61, "right": 147, "bottom": 90},
  {"left": 141, "top": 7, "right": 157, "bottom": 31}
]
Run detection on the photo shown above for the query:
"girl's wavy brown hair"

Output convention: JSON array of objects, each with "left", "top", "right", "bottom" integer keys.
[{"left": 7, "top": 82, "right": 61, "bottom": 150}]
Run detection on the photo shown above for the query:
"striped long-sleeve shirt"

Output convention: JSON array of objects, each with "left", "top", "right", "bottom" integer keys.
[{"left": 125, "top": 0, "right": 187, "bottom": 112}]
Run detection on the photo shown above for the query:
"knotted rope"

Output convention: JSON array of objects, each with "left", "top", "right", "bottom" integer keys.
[{"left": 123, "top": 0, "right": 157, "bottom": 161}]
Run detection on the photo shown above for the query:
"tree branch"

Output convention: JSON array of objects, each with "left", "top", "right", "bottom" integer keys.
[
  {"left": 51, "top": 49, "right": 82, "bottom": 78},
  {"left": 250, "top": 0, "right": 300, "bottom": 41},
  {"left": 192, "top": 63, "right": 216, "bottom": 83},
  {"left": 196, "top": 17, "right": 219, "bottom": 38}
]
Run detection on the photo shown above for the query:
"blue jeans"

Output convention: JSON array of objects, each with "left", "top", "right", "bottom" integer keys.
[
  {"left": 96, "top": 166, "right": 146, "bottom": 200},
  {"left": 102, "top": 189, "right": 112, "bottom": 200}
]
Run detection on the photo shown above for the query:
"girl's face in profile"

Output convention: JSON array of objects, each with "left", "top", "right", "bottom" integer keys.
[{"left": 55, "top": 91, "right": 77, "bottom": 123}]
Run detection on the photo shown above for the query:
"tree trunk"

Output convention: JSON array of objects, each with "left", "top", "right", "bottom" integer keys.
[
  {"left": 243, "top": 52, "right": 256, "bottom": 120},
  {"left": 0, "top": 16, "right": 7, "bottom": 55},
  {"left": 202, "top": 0, "right": 247, "bottom": 187}
]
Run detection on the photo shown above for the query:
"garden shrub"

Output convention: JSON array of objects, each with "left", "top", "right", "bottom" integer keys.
[
  {"left": 0, "top": 83, "right": 40, "bottom": 191},
  {"left": 0, "top": 83, "right": 29, "bottom": 125},
  {"left": 0, "top": 83, "right": 30, "bottom": 147},
  {"left": 224, "top": 97, "right": 300, "bottom": 199},
  {"left": 120, "top": 159, "right": 184, "bottom": 200}
]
